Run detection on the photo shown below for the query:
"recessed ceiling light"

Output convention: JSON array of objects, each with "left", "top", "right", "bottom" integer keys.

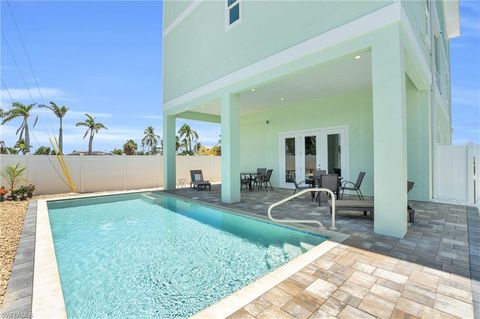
[
  {"left": 280, "top": 97, "right": 285, "bottom": 101},
  {"left": 354, "top": 55, "right": 361, "bottom": 60},
  {"left": 251, "top": 88, "right": 256, "bottom": 92}
]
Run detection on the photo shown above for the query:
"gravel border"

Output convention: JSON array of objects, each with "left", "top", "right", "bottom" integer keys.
[{"left": 0, "top": 201, "right": 37, "bottom": 318}]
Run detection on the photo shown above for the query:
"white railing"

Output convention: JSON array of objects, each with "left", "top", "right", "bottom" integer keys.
[{"left": 267, "top": 188, "right": 337, "bottom": 230}]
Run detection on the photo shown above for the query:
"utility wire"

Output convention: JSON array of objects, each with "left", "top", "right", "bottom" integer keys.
[
  {"left": 1, "top": 79, "right": 15, "bottom": 104},
  {"left": 1, "top": 32, "right": 34, "bottom": 103},
  {"left": 5, "top": 0, "right": 45, "bottom": 104}
]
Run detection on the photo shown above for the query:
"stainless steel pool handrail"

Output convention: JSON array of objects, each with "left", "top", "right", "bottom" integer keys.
[{"left": 267, "top": 188, "right": 337, "bottom": 230}]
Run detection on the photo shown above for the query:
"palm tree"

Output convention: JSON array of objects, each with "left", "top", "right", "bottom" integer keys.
[
  {"left": 1, "top": 102, "right": 38, "bottom": 154},
  {"left": 123, "top": 139, "right": 137, "bottom": 155},
  {"left": 142, "top": 126, "right": 160, "bottom": 155},
  {"left": 34, "top": 146, "right": 51, "bottom": 155},
  {"left": 39, "top": 101, "right": 69, "bottom": 154},
  {"left": 75, "top": 113, "right": 107, "bottom": 155},
  {"left": 178, "top": 123, "right": 198, "bottom": 155}
]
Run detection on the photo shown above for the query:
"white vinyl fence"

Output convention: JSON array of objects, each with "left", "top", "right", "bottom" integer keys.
[
  {"left": 434, "top": 143, "right": 479, "bottom": 205},
  {"left": 0, "top": 155, "right": 221, "bottom": 195}
]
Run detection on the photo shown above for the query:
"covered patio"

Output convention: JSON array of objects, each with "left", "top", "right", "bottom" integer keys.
[{"left": 163, "top": 40, "right": 432, "bottom": 238}]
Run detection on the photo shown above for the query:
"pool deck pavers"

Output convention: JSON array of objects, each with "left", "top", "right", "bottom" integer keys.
[
  {"left": 170, "top": 185, "right": 479, "bottom": 319},
  {"left": 1, "top": 186, "right": 478, "bottom": 319}
]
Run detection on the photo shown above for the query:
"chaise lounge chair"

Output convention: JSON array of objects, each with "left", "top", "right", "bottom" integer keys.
[
  {"left": 190, "top": 170, "right": 211, "bottom": 191},
  {"left": 328, "top": 181, "right": 416, "bottom": 223}
]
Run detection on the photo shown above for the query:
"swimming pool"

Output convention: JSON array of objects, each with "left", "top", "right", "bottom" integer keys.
[{"left": 48, "top": 192, "right": 326, "bottom": 318}]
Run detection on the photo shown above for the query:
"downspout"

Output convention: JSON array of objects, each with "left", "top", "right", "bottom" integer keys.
[{"left": 429, "top": 0, "right": 437, "bottom": 201}]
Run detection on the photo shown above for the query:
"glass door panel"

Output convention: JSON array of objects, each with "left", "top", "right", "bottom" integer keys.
[
  {"left": 285, "top": 137, "right": 296, "bottom": 183},
  {"left": 327, "top": 133, "right": 341, "bottom": 176},
  {"left": 304, "top": 135, "right": 317, "bottom": 178}
]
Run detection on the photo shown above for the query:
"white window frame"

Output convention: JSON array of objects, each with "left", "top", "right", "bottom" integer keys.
[{"left": 225, "top": 0, "right": 241, "bottom": 31}]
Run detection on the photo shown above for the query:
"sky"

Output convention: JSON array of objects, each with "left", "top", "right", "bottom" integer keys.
[
  {"left": 450, "top": 0, "right": 480, "bottom": 145},
  {"left": 0, "top": 1, "right": 478, "bottom": 154},
  {"left": 0, "top": 0, "right": 220, "bottom": 153}
]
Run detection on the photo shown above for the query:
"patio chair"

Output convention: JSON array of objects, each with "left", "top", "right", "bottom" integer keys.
[
  {"left": 317, "top": 174, "right": 339, "bottom": 206},
  {"left": 340, "top": 172, "right": 365, "bottom": 200},
  {"left": 190, "top": 170, "right": 211, "bottom": 191},
  {"left": 240, "top": 173, "right": 251, "bottom": 190},
  {"left": 259, "top": 169, "right": 273, "bottom": 191},
  {"left": 253, "top": 168, "right": 267, "bottom": 189},
  {"left": 293, "top": 179, "right": 315, "bottom": 201}
]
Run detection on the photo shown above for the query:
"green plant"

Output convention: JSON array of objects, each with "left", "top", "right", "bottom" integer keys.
[
  {"left": 123, "top": 139, "right": 137, "bottom": 155},
  {"left": 178, "top": 124, "right": 199, "bottom": 155},
  {"left": 15, "top": 185, "right": 29, "bottom": 200},
  {"left": 1, "top": 102, "right": 38, "bottom": 154},
  {"left": 39, "top": 102, "right": 69, "bottom": 154},
  {"left": 75, "top": 113, "right": 108, "bottom": 155},
  {"left": 0, "top": 163, "right": 26, "bottom": 191},
  {"left": 34, "top": 146, "right": 51, "bottom": 155},
  {"left": 142, "top": 126, "right": 160, "bottom": 155},
  {"left": 112, "top": 148, "right": 123, "bottom": 155},
  {"left": 27, "top": 184, "right": 35, "bottom": 198}
]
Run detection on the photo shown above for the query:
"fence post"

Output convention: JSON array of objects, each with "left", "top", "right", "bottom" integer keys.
[
  {"left": 467, "top": 143, "right": 475, "bottom": 205},
  {"left": 79, "top": 154, "right": 84, "bottom": 193},
  {"left": 123, "top": 154, "right": 127, "bottom": 191}
]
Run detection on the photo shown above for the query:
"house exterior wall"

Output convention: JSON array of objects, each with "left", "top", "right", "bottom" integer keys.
[
  {"left": 239, "top": 89, "right": 375, "bottom": 196},
  {"left": 163, "top": 1, "right": 458, "bottom": 205},
  {"left": 163, "top": 0, "right": 392, "bottom": 102}
]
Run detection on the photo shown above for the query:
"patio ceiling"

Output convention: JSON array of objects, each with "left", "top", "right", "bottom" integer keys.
[{"left": 190, "top": 51, "right": 372, "bottom": 116}]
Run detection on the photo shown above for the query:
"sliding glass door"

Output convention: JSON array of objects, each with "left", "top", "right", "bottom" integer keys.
[{"left": 279, "top": 127, "right": 348, "bottom": 188}]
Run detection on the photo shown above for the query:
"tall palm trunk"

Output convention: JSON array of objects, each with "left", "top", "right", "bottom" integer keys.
[
  {"left": 24, "top": 119, "right": 30, "bottom": 154},
  {"left": 58, "top": 118, "right": 63, "bottom": 154},
  {"left": 88, "top": 132, "right": 94, "bottom": 155}
]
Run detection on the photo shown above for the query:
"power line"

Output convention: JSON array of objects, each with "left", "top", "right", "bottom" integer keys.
[
  {"left": 1, "top": 79, "right": 15, "bottom": 104},
  {"left": 1, "top": 32, "right": 35, "bottom": 103},
  {"left": 6, "top": 0, "right": 45, "bottom": 104}
]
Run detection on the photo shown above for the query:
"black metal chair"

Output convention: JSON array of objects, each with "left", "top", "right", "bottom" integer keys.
[
  {"left": 340, "top": 172, "right": 365, "bottom": 200},
  {"left": 253, "top": 168, "right": 267, "bottom": 189},
  {"left": 317, "top": 174, "right": 339, "bottom": 206},
  {"left": 260, "top": 169, "right": 273, "bottom": 191},
  {"left": 240, "top": 173, "right": 251, "bottom": 190},
  {"left": 293, "top": 179, "right": 316, "bottom": 201}
]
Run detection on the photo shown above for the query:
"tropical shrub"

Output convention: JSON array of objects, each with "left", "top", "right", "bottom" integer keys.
[
  {"left": 0, "top": 163, "right": 26, "bottom": 191},
  {"left": 34, "top": 146, "right": 51, "bottom": 155}
]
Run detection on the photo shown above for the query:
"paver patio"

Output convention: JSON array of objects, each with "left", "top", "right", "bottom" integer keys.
[{"left": 170, "top": 185, "right": 479, "bottom": 319}]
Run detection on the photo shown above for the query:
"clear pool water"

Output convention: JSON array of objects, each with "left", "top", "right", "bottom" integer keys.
[{"left": 48, "top": 192, "right": 326, "bottom": 318}]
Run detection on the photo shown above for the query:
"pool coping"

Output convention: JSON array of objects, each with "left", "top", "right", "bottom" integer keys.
[{"left": 31, "top": 188, "right": 346, "bottom": 319}]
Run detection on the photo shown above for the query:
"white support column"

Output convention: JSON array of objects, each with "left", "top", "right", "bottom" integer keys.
[
  {"left": 372, "top": 24, "right": 408, "bottom": 238},
  {"left": 163, "top": 114, "right": 177, "bottom": 190},
  {"left": 221, "top": 93, "right": 241, "bottom": 203}
]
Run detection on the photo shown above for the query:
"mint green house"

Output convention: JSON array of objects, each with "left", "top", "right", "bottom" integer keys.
[{"left": 162, "top": 0, "right": 459, "bottom": 238}]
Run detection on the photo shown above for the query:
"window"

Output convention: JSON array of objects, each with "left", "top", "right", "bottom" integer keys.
[{"left": 226, "top": 0, "right": 240, "bottom": 29}]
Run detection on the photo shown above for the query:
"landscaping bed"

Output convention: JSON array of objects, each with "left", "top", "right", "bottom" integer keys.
[{"left": 0, "top": 200, "right": 29, "bottom": 307}]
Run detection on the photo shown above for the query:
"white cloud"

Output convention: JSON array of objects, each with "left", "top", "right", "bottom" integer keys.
[{"left": 0, "top": 87, "right": 67, "bottom": 101}]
